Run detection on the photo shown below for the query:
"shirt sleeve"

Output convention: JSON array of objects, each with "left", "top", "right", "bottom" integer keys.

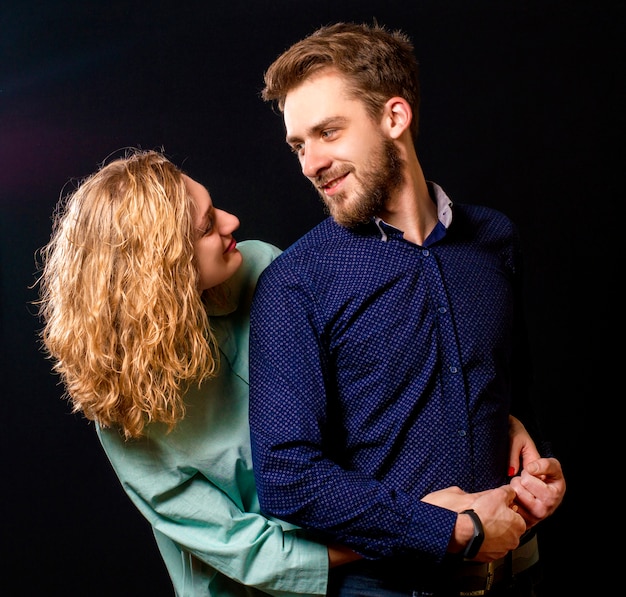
[
  {"left": 248, "top": 262, "right": 456, "bottom": 562},
  {"left": 96, "top": 422, "right": 329, "bottom": 597}
]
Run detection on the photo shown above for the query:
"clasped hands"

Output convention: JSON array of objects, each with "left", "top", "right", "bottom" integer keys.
[{"left": 422, "top": 416, "right": 566, "bottom": 562}]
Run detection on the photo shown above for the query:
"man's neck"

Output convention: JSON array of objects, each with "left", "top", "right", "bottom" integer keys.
[{"left": 379, "top": 160, "right": 437, "bottom": 245}]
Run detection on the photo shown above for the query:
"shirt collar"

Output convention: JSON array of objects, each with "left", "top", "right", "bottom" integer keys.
[{"left": 430, "top": 181, "right": 453, "bottom": 228}]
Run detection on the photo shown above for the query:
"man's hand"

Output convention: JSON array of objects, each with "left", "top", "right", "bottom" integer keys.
[
  {"left": 466, "top": 485, "right": 527, "bottom": 562},
  {"left": 439, "top": 485, "right": 526, "bottom": 562}
]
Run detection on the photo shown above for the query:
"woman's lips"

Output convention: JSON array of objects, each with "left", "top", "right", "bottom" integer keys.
[{"left": 224, "top": 238, "right": 237, "bottom": 253}]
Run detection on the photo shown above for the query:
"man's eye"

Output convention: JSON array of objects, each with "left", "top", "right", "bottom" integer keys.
[{"left": 289, "top": 143, "right": 303, "bottom": 154}]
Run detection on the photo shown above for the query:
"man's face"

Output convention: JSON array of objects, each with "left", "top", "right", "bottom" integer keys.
[{"left": 283, "top": 70, "right": 403, "bottom": 227}]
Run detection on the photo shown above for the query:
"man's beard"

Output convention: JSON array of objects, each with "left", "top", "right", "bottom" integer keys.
[{"left": 315, "top": 138, "right": 404, "bottom": 228}]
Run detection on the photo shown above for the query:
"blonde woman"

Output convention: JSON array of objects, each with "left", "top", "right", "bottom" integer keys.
[{"left": 35, "top": 148, "right": 358, "bottom": 596}]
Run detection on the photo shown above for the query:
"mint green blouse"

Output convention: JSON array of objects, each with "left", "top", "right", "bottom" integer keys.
[{"left": 97, "top": 240, "right": 328, "bottom": 596}]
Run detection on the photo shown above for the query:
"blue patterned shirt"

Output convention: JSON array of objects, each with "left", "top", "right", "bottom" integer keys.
[{"left": 249, "top": 183, "right": 536, "bottom": 564}]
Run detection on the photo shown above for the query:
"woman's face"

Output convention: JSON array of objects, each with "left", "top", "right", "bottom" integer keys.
[{"left": 185, "top": 175, "right": 243, "bottom": 291}]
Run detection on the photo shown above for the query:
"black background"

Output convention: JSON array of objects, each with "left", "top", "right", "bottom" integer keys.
[{"left": 2, "top": 0, "right": 621, "bottom": 594}]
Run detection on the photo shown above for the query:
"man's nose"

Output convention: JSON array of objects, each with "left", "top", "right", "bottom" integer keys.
[{"left": 301, "top": 142, "right": 331, "bottom": 178}]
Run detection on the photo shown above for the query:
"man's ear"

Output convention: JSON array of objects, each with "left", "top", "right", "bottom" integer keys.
[{"left": 383, "top": 97, "right": 412, "bottom": 139}]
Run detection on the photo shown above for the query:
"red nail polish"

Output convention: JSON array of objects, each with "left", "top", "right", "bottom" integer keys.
[{"left": 508, "top": 466, "right": 515, "bottom": 477}]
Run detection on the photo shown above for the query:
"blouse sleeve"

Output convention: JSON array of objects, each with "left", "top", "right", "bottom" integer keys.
[{"left": 96, "top": 422, "right": 329, "bottom": 597}]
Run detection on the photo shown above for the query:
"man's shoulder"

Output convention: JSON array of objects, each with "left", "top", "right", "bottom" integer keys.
[
  {"left": 269, "top": 218, "right": 339, "bottom": 262},
  {"left": 453, "top": 201, "right": 513, "bottom": 222},
  {"left": 448, "top": 202, "right": 520, "bottom": 256},
  {"left": 451, "top": 202, "right": 517, "bottom": 235},
  {"left": 254, "top": 218, "right": 347, "bottom": 290}
]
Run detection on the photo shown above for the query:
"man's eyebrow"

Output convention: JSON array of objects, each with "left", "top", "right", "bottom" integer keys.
[{"left": 286, "top": 116, "right": 349, "bottom": 145}]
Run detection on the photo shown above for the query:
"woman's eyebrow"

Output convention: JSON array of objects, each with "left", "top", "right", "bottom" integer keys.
[{"left": 195, "top": 204, "right": 214, "bottom": 233}]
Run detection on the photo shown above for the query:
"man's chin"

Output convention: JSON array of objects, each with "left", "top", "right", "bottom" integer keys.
[
  {"left": 330, "top": 211, "right": 370, "bottom": 229},
  {"left": 322, "top": 195, "right": 370, "bottom": 228},
  {"left": 326, "top": 205, "right": 349, "bottom": 227}
]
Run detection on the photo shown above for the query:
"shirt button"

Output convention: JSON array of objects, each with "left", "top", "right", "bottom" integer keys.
[
  {"left": 438, "top": 306, "right": 447, "bottom": 313},
  {"left": 422, "top": 249, "right": 430, "bottom": 256},
  {"left": 458, "top": 429, "right": 467, "bottom": 437},
  {"left": 449, "top": 366, "right": 458, "bottom": 373}
]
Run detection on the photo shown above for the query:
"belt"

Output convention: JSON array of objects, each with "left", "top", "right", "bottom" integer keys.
[
  {"left": 453, "top": 533, "right": 539, "bottom": 596},
  {"left": 328, "top": 531, "right": 539, "bottom": 596}
]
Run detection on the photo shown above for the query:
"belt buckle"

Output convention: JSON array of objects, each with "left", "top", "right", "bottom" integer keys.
[{"left": 459, "top": 561, "right": 495, "bottom": 597}]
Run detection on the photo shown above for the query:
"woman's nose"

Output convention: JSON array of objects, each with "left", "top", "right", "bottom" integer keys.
[{"left": 215, "top": 209, "right": 240, "bottom": 234}]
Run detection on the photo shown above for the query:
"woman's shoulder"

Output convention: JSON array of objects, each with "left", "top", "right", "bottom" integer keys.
[
  {"left": 219, "top": 240, "right": 283, "bottom": 309},
  {"left": 238, "top": 239, "right": 282, "bottom": 264}
]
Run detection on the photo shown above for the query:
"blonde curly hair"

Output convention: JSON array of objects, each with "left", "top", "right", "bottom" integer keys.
[{"left": 36, "top": 149, "right": 220, "bottom": 439}]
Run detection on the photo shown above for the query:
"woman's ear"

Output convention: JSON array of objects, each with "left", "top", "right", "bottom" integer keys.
[{"left": 383, "top": 97, "right": 412, "bottom": 139}]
